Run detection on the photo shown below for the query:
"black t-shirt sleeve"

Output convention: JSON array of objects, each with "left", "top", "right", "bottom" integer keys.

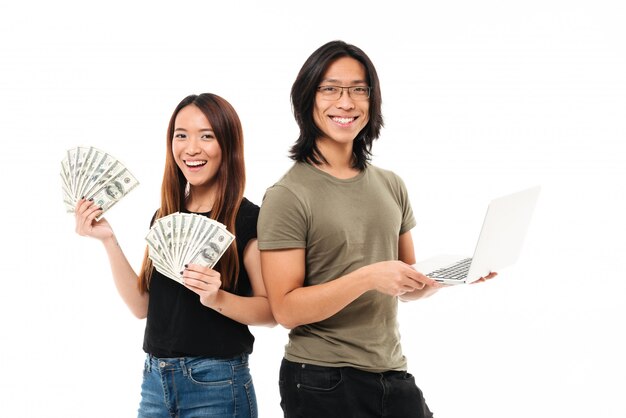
[{"left": 235, "top": 197, "right": 260, "bottom": 254}]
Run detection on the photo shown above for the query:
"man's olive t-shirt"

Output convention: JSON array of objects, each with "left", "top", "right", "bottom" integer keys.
[{"left": 258, "top": 162, "right": 416, "bottom": 372}]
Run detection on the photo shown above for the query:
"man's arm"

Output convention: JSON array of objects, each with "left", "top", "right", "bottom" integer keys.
[
  {"left": 398, "top": 231, "right": 441, "bottom": 301},
  {"left": 260, "top": 231, "right": 439, "bottom": 328}
]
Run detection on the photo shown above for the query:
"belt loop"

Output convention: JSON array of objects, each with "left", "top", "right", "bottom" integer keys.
[
  {"left": 145, "top": 354, "right": 152, "bottom": 373},
  {"left": 180, "top": 357, "right": 189, "bottom": 377}
]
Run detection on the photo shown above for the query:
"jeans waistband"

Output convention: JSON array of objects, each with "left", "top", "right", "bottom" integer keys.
[
  {"left": 145, "top": 353, "right": 249, "bottom": 373},
  {"left": 282, "top": 358, "right": 406, "bottom": 376}
]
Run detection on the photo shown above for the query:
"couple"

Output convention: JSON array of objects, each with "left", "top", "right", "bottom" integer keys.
[{"left": 74, "top": 40, "right": 494, "bottom": 418}]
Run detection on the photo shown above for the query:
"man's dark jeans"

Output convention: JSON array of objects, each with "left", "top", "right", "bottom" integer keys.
[{"left": 279, "top": 358, "right": 434, "bottom": 418}]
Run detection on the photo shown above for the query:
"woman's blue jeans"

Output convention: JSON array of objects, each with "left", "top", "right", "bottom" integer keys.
[{"left": 138, "top": 354, "right": 257, "bottom": 418}]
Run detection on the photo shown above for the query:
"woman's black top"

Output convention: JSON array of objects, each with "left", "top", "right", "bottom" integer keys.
[{"left": 142, "top": 198, "right": 259, "bottom": 358}]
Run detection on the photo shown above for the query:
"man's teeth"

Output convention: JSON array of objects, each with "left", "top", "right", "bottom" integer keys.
[
  {"left": 186, "top": 161, "right": 206, "bottom": 167},
  {"left": 332, "top": 117, "right": 355, "bottom": 124}
]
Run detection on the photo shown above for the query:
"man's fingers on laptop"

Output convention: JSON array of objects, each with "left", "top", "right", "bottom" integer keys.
[
  {"left": 401, "top": 280, "right": 425, "bottom": 294},
  {"left": 410, "top": 270, "right": 440, "bottom": 288},
  {"left": 409, "top": 282, "right": 425, "bottom": 291}
]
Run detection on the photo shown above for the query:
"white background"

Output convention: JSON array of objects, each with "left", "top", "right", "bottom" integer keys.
[{"left": 1, "top": 1, "right": 624, "bottom": 417}]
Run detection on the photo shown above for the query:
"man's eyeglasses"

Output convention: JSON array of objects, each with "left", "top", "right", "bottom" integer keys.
[{"left": 316, "top": 85, "right": 371, "bottom": 101}]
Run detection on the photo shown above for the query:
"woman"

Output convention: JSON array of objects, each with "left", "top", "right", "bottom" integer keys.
[{"left": 75, "top": 93, "right": 274, "bottom": 418}]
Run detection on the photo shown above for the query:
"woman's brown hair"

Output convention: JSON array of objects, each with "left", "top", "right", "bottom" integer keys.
[{"left": 137, "top": 93, "right": 245, "bottom": 292}]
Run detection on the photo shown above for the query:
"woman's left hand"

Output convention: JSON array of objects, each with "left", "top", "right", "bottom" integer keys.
[
  {"left": 472, "top": 271, "right": 498, "bottom": 284},
  {"left": 182, "top": 264, "right": 222, "bottom": 308}
]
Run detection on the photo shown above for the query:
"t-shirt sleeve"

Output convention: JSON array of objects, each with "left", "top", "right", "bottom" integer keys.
[
  {"left": 235, "top": 198, "right": 260, "bottom": 253},
  {"left": 393, "top": 174, "right": 416, "bottom": 234},
  {"left": 257, "top": 185, "right": 308, "bottom": 250}
]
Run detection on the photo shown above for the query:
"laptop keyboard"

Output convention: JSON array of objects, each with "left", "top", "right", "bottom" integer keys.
[{"left": 426, "top": 258, "right": 472, "bottom": 281}]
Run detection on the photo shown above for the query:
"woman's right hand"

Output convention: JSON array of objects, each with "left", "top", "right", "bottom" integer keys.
[{"left": 75, "top": 198, "right": 114, "bottom": 241}]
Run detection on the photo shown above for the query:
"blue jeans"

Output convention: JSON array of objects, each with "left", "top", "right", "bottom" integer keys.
[
  {"left": 279, "top": 358, "right": 433, "bottom": 418},
  {"left": 138, "top": 354, "right": 257, "bottom": 418}
]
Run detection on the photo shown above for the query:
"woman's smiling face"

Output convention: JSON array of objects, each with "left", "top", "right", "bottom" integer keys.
[{"left": 172, "top": 104, "right": 222, "bottom": 188}]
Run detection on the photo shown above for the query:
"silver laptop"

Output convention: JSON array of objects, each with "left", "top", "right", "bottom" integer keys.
[{"left": 413, "top": 186, "right": 541, "bottom": 285}]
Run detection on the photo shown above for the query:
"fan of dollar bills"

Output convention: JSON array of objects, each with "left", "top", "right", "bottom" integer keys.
[
  {"left": 60, "top": 146, "right": 139, "bottom": 220},
  {"left": 145, "top": 212, "right": 235, "bottom": 284}
]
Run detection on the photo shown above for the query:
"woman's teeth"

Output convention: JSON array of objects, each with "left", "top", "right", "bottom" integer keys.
[{"left": 186, "top": 161, "right": 206, "bottom": 167}]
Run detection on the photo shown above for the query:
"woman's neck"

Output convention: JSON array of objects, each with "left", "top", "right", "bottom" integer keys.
[{"left": 186, "top": 185, "right": 217, "bottom": 213}]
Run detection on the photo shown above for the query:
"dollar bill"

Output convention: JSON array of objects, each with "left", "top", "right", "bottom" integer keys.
[
  {"left": 61, "top": 146, "right": 139, "bottom": 217},
  {"left": 188, "top": 224, "right": 234, "bottom": 269},
  {"left": 89, "top": 168, "right": 139, "bottom": 220},
  {"left": 145, "top": 213, "right": 235, "bottom": 284},
  {"left": 145, "top": 228, "right": 180, "bottom": 282}
]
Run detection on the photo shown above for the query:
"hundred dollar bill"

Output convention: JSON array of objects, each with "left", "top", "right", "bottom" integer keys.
[
  {"left": 66, "top": 148, "right": 79, "bottom": 196},
  {"left": 81, "top": 153, "right": 121, "bottom": 199},
  {"left": 188, "top": 223, "right": 234, "bottom": 269},
  {"left": 74, "top": 146, "right": 95, "bottom": 198},
  {"left": 60, "top": 170, "right": 75, "bottom": 213},
  {"left": 61, "top": 146, "right": 139, "bottom": 217},
  {"left": 145, "top": 230, "right": 180, "bottom": 282},
  {"left": 78, "top": 147, "right": 107, "bottom": 198},
  {"left": 60, "top": 158, "right": 73, "bottom": 194},
  {"left": 145, "top": 213, "right": 234, "bottom": 285},
  {"left": 89, "top": 168, "right": 139, "bottom": 220},
  {"left": 179, "top": 215, "right": 210, "bottom": 269}
]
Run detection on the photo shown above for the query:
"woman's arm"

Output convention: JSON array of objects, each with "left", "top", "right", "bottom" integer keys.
[
  {"left": 183, "top": 239, "right": 276, "bottom": 327},
  {"left": 75, "top": 198, "right": 149, "bottom": 319}
]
